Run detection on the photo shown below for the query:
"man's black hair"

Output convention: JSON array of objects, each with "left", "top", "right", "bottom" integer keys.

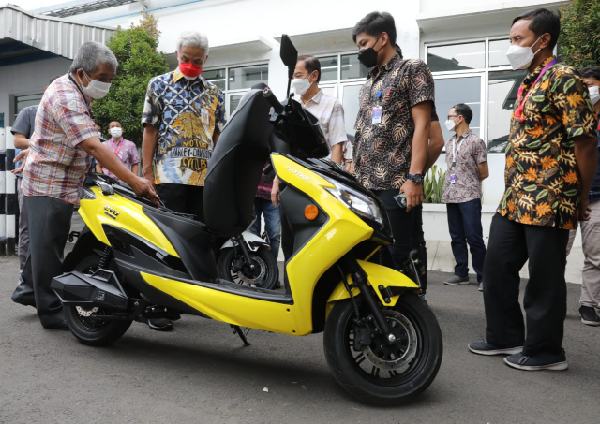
[
  {"left": 297, "top": 55, "right": 322, "bottom": 83},
  {"left": 352, "top": 11, "right": 397, "bottom": 45},
  {"left": 580, "top": 66, "right": 600, "bottom": 81},
  {"left": 512, "top": 8, "right": 560, "bottom": 50},
  {"left": 453, "top": 103, "right": 473, "bottom": 124}
]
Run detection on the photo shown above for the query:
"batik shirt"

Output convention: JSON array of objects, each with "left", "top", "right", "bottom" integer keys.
[
  {"left": 498, "top": 57, "right": 596, "bottom": 229},
  {"left": 22, "top": 75, "right": 97, "bottom": 205},
  {"left": 142, "top": 68, "right": 225, "bottom": 186},
  {"left": 353, "top": 54, "right": 435, "bottom": 190},
  {"left": 100, "top": 137, "right": 140, "bottom": 180},
  {"left": 442, "top": 129, "right": 487, "bottom": 204}
]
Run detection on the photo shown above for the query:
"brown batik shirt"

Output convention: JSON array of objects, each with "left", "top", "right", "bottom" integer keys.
[
  {"left": 353, "top": 54, "right": 435, "bottom": 190},
  {"left": 498, "top": 57, "right": 595, "bottom": 229}
]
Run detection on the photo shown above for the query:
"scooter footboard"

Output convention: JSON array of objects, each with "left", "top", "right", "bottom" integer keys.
[{"left": 327, "top": 260, "right": 419, "bottom": 308}]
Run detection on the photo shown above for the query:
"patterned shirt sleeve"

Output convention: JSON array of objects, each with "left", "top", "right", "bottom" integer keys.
[
  {"left": 328, "top": 100, "right": 348, "bottom": 146},
  {"left": 474, "top": 138, "right": 487, "bottom": 164},
  {"left": 53, "top": 95, "right": 99, "bottom": 147},
  {"left": 215, "top": 89, "right": 226, "bottom": 133},
  {"left": 407, "top": 60, "right": 435, "bottom": 108},
  {"left": 129, "top": 141, "right": 140, "bottom": 165},
  {"left": 549, "top": 69, "right": 596, "bottom": 140},
  {"left": 142, "top": 78, "right": 160, "bottom": 126}
]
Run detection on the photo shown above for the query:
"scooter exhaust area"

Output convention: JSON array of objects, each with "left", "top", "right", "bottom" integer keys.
[{"left": 51, "top": 270, "right": 129, "bottom": 311}]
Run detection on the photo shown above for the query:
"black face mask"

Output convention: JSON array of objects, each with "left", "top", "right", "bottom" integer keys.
[{"left": 357, "top": 37, "right": 382, "bottom": 68}]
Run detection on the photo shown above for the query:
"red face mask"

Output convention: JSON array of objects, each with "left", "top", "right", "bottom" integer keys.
[{"left": 179, "top": 62, "right": 203, "bottom": 78}]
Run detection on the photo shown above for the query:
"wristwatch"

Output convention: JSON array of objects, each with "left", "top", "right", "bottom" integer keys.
[{"left": 406, "top": 173, "right": 424, "bottom": 184}]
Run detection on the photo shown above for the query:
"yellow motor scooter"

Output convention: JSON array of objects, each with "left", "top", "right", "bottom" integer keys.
[{"left": 52, "top": 36, "right": 442, "bottom": 404}]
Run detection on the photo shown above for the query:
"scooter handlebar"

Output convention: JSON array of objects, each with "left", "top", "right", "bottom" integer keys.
[{"left": 262, "top": 88, "right": 284, "bottom": 114}]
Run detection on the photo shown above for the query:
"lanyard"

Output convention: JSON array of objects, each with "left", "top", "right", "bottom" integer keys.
[
  {"left": 112, "top": 138, "right": 125, "bottom": 158},
  {"left": 451, "top": 137, "right": 465, "bottom": 165},
  {"left": 514, "top": 58, "right": 557, "bottom": 122}
]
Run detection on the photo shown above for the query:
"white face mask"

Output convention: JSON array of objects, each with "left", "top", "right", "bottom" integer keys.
[
  {"left": 291, "top": 78, "right": 311, "bottom": 96},
  {"left": 444, "top": 119, "right": 456, "bottom": 132},
  {"left": 589, "top": 85, "right": 600, "bottom": 105},
  {"left": 81, "top": 71, "right": 111, "bottom": 99},
  {"left": 110, "top": 127, "right": 123, "bottom": 139},
  {"left": 506, "top": 36, "right": 543, "bottom": 70}
]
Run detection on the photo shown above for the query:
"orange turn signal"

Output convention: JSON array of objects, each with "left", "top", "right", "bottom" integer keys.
[{"left": 304, "top": 204, "right": 319, "bottom": 221}]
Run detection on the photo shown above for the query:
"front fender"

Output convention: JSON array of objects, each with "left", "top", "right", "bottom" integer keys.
[
  {"left": 220, "top": 231, "right": 268, "bottom": 251},
  {"left": 326, "top": 260, "right": 419, "bottom": 308}
]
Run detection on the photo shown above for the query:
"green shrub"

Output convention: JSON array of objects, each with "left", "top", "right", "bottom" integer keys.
[{"left": 424, "top": 165, "right": 446, "bottom": 203}]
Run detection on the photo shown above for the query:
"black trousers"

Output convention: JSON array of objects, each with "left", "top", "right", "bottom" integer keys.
[
  {"left": 373, "top": 189, "right": 428, "bottom": 293},
  {"left": 156, "top": 184, "right": 204, "bottom": 219},
  {"left": 22, "top": 196, "right": 73, "bottom": 326},
  {"left": 483, "top": 213, "right": 568, "bottom": 356}
]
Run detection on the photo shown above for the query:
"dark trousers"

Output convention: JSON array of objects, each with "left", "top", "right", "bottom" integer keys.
[
  {"left": 484, "top": 213, "right": 568, "bottom": 356},
  {"left": 250, "top": 198, "right": 281, "bottom": 259},
  {"left": 21, "top": 196, "right": 73, "bottom": 326},
  {"left": 156, "top": 184, "right": 204, "bottom": 219},
  {"left": 446, "top": 198, "right": 487, "bottom": 282},
  {"left": 373, "top": 189, "right": 428, "bottom": 293}
]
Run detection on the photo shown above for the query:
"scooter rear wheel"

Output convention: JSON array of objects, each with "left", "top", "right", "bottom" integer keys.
[
  {"left": 323, "top": 294, "right": 442, "bottom": 405},
  {"left": 64, "top": 253, "right": 132, "bottom": 346}
]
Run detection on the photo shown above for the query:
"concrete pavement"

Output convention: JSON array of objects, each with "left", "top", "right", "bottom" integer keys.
[{"left": 1, "top": 256, "right": 599, "bottom": 424}]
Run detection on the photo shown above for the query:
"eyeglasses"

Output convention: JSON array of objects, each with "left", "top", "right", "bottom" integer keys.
[{"left": 447, "top": 115, "right": 458, "bottom": 120}]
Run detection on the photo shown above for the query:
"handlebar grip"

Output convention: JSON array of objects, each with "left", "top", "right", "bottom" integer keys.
[{"left": 262, "top": 88, "right": 284, "bottom": 114}]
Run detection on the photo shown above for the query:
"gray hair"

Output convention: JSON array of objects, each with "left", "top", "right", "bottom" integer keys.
[
  {"left": 177, "top": 31, "right": 209, "bottom": 53},
  {"left": 69, "top": 41, "right": 118, "bottom": 74}
]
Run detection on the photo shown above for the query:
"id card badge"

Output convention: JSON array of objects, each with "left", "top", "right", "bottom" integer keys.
[
  {"left": 201, "top": 109, "right": 210, "bottom": 127},
  {"left": 372, "top": 106, "right": 383, "bottom": 125},
  {"left": 450, "top": 174, "right": 457, "bottom": 184}
]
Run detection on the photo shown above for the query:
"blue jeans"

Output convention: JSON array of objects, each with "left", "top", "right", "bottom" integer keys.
[
  {"left": 446, "top": 198, "right": 486, "bottom": 282},
  {"left": 250, "top": 198, "right": 281, "bottom": 260}
]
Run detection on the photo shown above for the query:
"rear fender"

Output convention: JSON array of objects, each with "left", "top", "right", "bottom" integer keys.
[
  {"left": 63, "top": 229, "right": 106, "bottom": 272},
  {"left": 326, "top": 259, "right": 419, "bottom": 311}
]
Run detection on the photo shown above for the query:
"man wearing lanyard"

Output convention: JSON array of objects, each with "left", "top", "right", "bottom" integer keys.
[
  {"left": 97, "top": 121, "right": 140, "bottom": 180},
  {"left": 441, "top": 104, "right": 488, "bottom": 291},
  {"left": 469, "top": 8, "right": 597, "bottom": 371}
]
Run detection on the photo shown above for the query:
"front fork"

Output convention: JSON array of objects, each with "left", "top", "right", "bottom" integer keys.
[{"left": 339, "top": 257, "right": 397, "bottom": 344}]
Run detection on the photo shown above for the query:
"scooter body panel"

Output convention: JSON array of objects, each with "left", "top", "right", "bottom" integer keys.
[{"left": 80, "top": 186, "right": 178, "bottom": 258}]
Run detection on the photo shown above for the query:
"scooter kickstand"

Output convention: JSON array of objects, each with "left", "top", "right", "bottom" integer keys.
[{"left": 231, "top": 325, "right": 250, "bottom": 346}]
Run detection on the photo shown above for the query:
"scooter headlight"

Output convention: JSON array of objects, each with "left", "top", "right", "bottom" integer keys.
[{"left": 322, "top": 178, "right": 383, "bottom": 225}]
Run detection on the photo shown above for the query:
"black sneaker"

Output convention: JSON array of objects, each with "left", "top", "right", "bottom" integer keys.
[
  {"left": 468, "top": 340, "right": 522, "bottom": 356},
  {"left": 504, "top": 351, "right": 568, "bottom": 371},
  {"left": 579, "top": 305, "right": 600, "bottom": 327},
  {"left": 146, "top": 318, "right": 174, "bottom": 331},
  {"left": 443, "top": 275, "right": 470, "bottom": 285}
]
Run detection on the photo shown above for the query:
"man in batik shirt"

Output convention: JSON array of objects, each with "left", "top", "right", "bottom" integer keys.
[
  {"left": 142, "top": 32, "right": 225, "bottom": 219},
  {"left": 469, "top": 8, "right": 597, "bottom": 371}
]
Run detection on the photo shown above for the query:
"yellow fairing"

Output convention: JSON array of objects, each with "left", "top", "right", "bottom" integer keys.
[
  {"left": 79, "top": 187, "right": 178, "bottom": 257},
  {"left": 142, "top": 272, "right": 297, "bottom": 332},
  {"left": 326, "top": 260, "right": 419, "bottom": 315}
]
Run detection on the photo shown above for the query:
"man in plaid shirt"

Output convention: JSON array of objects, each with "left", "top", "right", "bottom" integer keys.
[{"left": 13, "top": 41, "right": 156, "bottom": 330}]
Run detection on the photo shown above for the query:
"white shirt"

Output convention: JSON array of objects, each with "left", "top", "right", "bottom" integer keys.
[{"left": 297, "top": 90, "right": 347, "bottom": 153}]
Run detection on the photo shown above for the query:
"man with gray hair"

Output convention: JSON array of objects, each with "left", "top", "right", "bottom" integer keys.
[
  {"left": 142, "top": 31, "right": 225, "bottom": 219},
  {"left": 14, "top": 41, "right": 157, "bottom": 330}
]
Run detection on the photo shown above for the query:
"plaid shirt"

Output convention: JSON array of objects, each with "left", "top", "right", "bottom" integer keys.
[{"left": 22, "top": 74, "right": 98, "bottom": 205}]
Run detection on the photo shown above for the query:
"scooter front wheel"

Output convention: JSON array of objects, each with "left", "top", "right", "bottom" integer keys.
[{"left": 323, "top": 294, "right": 442, "bottom": 405}]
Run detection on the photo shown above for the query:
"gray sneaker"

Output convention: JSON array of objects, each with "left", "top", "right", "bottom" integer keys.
[
  {"left": 503, "top": 351, "right": 568, "bottom": 371},
  {"left": 478, "top": 282, "right": 484, "bottom": 292},
  {"left": 579, "top": 305, "right": 600, "bottom": 327},
  {"left": 443, "top": 275, "right": 470, "bottom": 285}
]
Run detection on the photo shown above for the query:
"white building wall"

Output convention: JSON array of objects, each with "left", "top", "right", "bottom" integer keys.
[{"left": 0, "top": 56, "right": 71, "bottom": 125}]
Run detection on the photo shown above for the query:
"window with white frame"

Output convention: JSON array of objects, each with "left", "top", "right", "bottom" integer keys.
[
  {"left": 427, "top": 38, "right": 526, "bottom": 153},
  {"left": 204, "top": 64, "right": 269, "bottom": 118}
]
